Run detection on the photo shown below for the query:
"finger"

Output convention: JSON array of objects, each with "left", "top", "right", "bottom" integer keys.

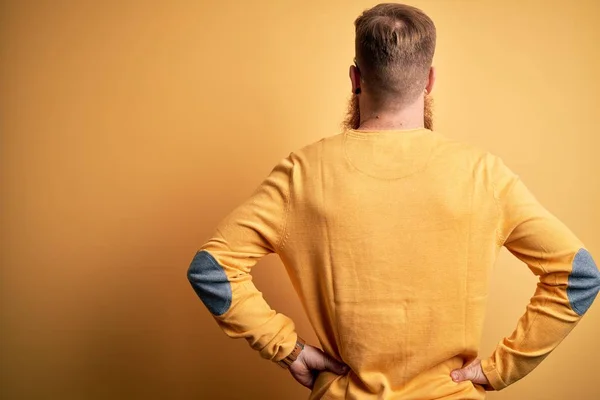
[
  {"left": 291, "top": 367, "right": 316, "bottom": 389},
  {"left": 304, "top": 372, "right": 316, "bottom": 389},
  {"left": 451, "top": 364, "right": 476, "bottom": 382},
  {"left": 451, "top": 362, "right": 487, "bottom": 384},
  {"left": 450, "top": 368, "right": 468, "bottom": 382},
  {"left": 303, "top": 369, "right": 320, "bottom": 389},
  {"left": 323, "top": 355, "right": 350, "bottom": 375}
]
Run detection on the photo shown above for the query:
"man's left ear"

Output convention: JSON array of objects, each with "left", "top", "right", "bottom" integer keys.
[
  {"left": 349, "top": 64, "right": 361, "bottom": 95},
  {"left": 425, "top": 66, "right": 436, "bottom": 95}
]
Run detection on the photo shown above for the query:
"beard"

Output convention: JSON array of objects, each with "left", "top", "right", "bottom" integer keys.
[
  {"left": 423, "top": 93, "right": 434, "bottom": 130},
  {"left": 342, "top": 92, "right": 435, "bottom": 131}
]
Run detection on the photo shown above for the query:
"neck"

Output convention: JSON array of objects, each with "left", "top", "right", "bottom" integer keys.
[{"left": 358, "top": 95, "right": 425, "bottom": 131}]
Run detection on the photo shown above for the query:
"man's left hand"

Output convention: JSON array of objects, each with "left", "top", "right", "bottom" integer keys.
[{"left": 288, "top": 344, "right": 349, "bottom": 389}]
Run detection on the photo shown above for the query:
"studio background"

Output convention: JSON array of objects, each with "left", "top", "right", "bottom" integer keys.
[{"left": 1, "top": 0, "right": 599, "bottom": 399}]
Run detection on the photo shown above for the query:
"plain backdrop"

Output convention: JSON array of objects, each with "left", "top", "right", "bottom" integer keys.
[{"left": 1, "top": 0, "right": 599, "bottom": 399}]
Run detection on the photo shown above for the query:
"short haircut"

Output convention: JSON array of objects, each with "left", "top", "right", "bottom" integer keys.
[{"left": 354, "top": 3, "right": 436, "bottom": 106}]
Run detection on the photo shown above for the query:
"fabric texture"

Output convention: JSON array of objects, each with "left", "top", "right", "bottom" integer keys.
[{"left": 187, "top": 128, "right": 600, "bottom": 399}]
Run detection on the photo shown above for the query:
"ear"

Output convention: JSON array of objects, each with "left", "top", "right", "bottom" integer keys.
[
  {"left": 349, "top": 65, "right": 361, "bottom": 94},
  {"left": 425, "top": 66, "right": 436, "bottom": 94}
]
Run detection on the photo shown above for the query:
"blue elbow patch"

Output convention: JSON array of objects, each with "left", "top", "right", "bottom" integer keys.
[
  {"left": 567, "top": 248, "right": 600, "bottom": 316},
  {"left": 187, "top": 250, "right": 232, "bottom": 316}
]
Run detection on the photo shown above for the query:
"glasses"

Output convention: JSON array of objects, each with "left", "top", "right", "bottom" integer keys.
[{"left": 353, "top": 58, "right": 360, "bottom": 72}]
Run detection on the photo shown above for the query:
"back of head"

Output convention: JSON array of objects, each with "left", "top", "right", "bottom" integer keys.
[{"left": 354, "top": 3, "right": 436, "bottom": 107}]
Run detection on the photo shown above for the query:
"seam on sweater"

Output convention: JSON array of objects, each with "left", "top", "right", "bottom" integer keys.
[
  {"left": 490, "top": 156, "right": 521, "bottom": 248},
  {"left": 491, "top": 187, "right": 503, "bottom": 246},
  {"left": 488, "top": 156, "right": 504, "bottom": 247},
  {"left": 503, "top": 179, "right": 521, "bottom": 240},
  {"left": 277, "top": 152, "right": 295, "bottom": 252},
  {"left": 464, "top": 172, "right": 475, "bottom": 353}
]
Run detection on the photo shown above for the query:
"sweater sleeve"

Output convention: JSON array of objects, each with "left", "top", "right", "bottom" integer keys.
[
  {"left": 186, "top": 153, "right": 298, "bottom": 364},
  {"left": 480, "top": 154, "right": 600, "bottom": 391}
]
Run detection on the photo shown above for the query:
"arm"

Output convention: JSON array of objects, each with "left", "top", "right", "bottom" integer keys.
[
  {"left": 186, "top": 153, "right": 299, "bottom": 365},
  {"left": 480, "top": 155, "right": 600, "bottom": 391}
]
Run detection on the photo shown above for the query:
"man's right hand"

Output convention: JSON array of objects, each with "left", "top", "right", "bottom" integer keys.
[{"left": 450, "top": 358, "right": 490, "bottom": 386}]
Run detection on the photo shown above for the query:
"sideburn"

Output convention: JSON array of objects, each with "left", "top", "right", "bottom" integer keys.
[
  {"left": 424, "top": 93, "right": 434, "bottom": 130},
  {"left": 342, "top": 93, "right": 361, "bottom": 131}
]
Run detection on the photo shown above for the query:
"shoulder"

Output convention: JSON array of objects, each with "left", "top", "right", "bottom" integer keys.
[
  {"left": 428, "top": 130, "right": 493, "bottom": 173},
  {"left": 288, "top": 132, "right": 345, "bottom": 166}
]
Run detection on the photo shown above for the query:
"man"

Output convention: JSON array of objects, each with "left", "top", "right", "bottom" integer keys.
[{"left": 187, "top": 3, "right": 600, "bottom": 399}]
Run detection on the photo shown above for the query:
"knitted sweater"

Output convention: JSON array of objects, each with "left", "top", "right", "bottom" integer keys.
[{"left": 187, "top": 127, "right": 600, "bottom": 399}]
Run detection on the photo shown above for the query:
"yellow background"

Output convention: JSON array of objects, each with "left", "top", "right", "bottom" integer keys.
[{"left": 1, "top": 1, "right": 599, "bottom": 399}]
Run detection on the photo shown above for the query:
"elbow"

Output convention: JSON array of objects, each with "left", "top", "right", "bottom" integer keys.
[
  {"left": 567, "top": 248, "right": 600, "bottom": 316},
  {"left": 187, "top": 250, "right": 232, "bottom": 316}
]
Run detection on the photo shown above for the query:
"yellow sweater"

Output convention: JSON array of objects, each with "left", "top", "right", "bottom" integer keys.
[{"left": 187, "top": 127, "right": 600, "bottom": 399}]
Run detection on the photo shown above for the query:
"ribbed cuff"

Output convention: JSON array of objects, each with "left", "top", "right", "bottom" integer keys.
[
  {"left": 272, "top": 331, "right": 298, "bottom": 364},
  {"left": 480, "top": 357, "right": 507, "bottom": 391}
]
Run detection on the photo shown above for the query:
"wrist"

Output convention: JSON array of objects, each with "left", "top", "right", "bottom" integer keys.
[{"left": 277, "top": 335, "right": 306, "bottom": 369}]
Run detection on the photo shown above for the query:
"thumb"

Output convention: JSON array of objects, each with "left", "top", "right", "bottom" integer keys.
[{"left": 451, "top": 363, "right": 478, "bottom": 383}]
